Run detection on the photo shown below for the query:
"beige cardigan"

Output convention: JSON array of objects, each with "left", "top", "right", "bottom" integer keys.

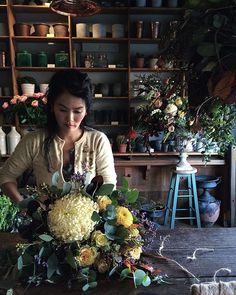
[{"left": 0, "top": 128, "right": 117, "bottom": 187}]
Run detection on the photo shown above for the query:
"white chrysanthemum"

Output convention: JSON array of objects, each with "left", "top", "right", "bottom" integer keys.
[
  {"left": 48, "top": 193, "right": 99, "bottom": 242},
  {"left": 164, "top": 103, "right": 178, "bottom": 115}
]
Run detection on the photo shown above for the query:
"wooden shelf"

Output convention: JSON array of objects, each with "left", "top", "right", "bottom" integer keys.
[
  {"left": 0, "top": 67, "right": 11, "bottom": 70},
  {"left": 15, "top": 67, "right": 70, "bottom": 71},
  {"left": 130, "top": 67, "right": 181, "bottom": 72},
  {"left": 74, "top": 67, "right": 128, "bottom": 72},
  {"left": 12, "top": 4, "right": 54, "bottom": 13},
  {"left": 13, "top": 36, "right": 69, "bottom": 43},
  {"left": 72, "top": 37, "right": 128, "bottom": 43}
]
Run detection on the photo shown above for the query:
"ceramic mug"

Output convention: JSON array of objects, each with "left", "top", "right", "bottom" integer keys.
[{"left": 92, "top": 24, "right": 106, "bottom": 38}]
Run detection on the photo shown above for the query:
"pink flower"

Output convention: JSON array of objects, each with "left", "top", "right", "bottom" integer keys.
[
  {"left": 42, "top": 97, "right": 47, "bottom": 104},
  {"left": 18, "top": 95, "right": 27, "bottom": 102},
  {"left": 31, "top": 100, "right": 38, "bottom": 107},
  {"left": 2, "top": 102, "right": 9, "bottom": 109},
  {"left": 168, "top": 125, "right": 175, "bottom": 132},
  {"left": 33, "top": 92, "right": 44, "bottom": 98},
  {"left": 154, "top": 91, "right": 161, "bottom": 98},
  {"left": 10, "top": 97, "right": 17, "bottom": 104}
]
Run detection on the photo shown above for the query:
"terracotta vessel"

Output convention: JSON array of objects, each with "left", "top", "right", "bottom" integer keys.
[
  {"left": 14, "top": 23, "right": 32, "bottom": 36},
  {"left": 53, "top": 23, "right": 69, "bottom": 37},
  {"left": 33, "top": 23, "right": 50, "bottom": 37}
]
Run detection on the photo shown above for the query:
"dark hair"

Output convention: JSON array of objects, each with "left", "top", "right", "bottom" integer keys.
[{"left": 43, "top": 69, "right": 93, "bottom": 171}]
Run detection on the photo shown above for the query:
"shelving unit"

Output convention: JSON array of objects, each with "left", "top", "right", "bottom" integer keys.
[{"left": 0, "top": 0, "right": 185, "bottom": 139}]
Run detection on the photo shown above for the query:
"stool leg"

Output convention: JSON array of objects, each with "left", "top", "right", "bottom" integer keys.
[
  {"left": 170, "top": 175, "right": 180, "bottom": 229},
  {"left": 191, "top": 174, "right": 201, "bottom": 228},
  {"left": 188, "top": 175, "right": 193, "bottom": 226},
  {"left": 164, "top": 174, "right": 175, "bottom": 226}
]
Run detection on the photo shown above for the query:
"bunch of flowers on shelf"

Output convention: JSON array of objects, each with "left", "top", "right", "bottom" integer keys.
[
  {"left": 1, "top": 93, "right": 47, "bottom": 128},
  {"left": 133, "top": 73, "right": 195, "bottom": 144},
  {"left": 7, "top": 171, "right": 167, "bottom": 292}
]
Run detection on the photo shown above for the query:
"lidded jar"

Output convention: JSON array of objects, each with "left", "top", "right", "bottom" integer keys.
[
  {"left": 37, "top": 51, "right": 48, "bottom": 67},
  {"left": 16, "top": 50, "right": 32, "bottom": 67}
]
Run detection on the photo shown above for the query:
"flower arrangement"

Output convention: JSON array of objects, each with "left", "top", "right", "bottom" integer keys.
[
  {"left": 9, "top": 172, "right": 166, "bottom": 292},
  {"left": 133, "top": 73, "right": 194, "bottom": 143},
  {"left": 1, "top": 93, "right": 47, "bottom": 127}
]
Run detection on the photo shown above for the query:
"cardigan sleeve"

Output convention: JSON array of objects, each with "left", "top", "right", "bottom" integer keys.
[
  {"left": 95, "top": 132, "right": 117, "bottom": 186},
  {"left": 0, "top": 132, "right": 38, "bottom": 186}
]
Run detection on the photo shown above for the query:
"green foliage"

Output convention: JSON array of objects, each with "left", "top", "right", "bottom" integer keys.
[{"left": 0, "top": 195, "right": 19, "bottom": 232}]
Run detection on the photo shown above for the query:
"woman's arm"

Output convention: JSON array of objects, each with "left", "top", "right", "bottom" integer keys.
[{"left": 1, "top": 182, "right": 24, "bottom": 204}]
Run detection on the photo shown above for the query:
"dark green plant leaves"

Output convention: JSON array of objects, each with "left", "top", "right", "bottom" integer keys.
[
  {"left": 91, "top": 211, "right": 101, "bottom": 222},
  {"left": 97, "top": 184, "right": 114, "bottom": 195},
  {"left": 125, "top": 189, "right": 139, "bottom": 204},
  {"left": 47, "top": 253, "right": 59, "bottom": 279},
  {"left": 52, "top": 171, "right": 60, "bottom": 187},
  {"left": 39, "top": 234, "right": 54, "bottom": 242},
  {"left": 197, "top": 42, "right": 222, "bottom": 57}
]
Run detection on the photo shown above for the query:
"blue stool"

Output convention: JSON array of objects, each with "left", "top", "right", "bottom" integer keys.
[{"left": 164, "top": 168, "right": 201, "bottom": 229}]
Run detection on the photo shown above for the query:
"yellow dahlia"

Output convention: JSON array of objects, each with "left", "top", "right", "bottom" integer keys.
[
  {"left": 47, "top": 193, "right": 99, "bottom": 242},
  {"left": 116, "top": 206, "right": 133, "bottom": 228},
  {"left": 97, "top": 195, "right": 112, "bottom": 211},
  {"left": 76, "top": 245, "right": 97, "bottom": 267},
  {"left": 129, "top": 246, "right": 142, "bottom": 260}
]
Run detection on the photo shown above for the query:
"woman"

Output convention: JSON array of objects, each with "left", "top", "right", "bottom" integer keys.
[{"left": 0, "top": 69, "right": 117, "bottom": 204}]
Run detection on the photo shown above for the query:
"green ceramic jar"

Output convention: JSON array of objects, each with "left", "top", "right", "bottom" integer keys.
[
  {"left": 16, "top": 50, "right": 32, "bottom": 67},
  {"left": 37, "top": 51, "right": 48, "bottom": 67},
  {"left": 55, "top": 51, "right": 69, "bottom": 67}
]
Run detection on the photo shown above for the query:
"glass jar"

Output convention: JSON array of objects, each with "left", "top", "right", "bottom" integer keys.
[
  {"left": 37, "top": 51, "right": 48, "bottom": 67},
  {"left": 16, "top": 50, "right": 32, "bottom": 67},
  {"left": 97, "top": 53, "right": 108, "bottom": 68},
  {"left": 0, "top": 51, "right": 6, "bottom": 67},
  {"left": 55, "top": 51, "right": 69, "bottom": 67}
]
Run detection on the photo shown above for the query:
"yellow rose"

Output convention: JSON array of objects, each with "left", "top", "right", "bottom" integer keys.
[
  {"left": 121, "top": 245, "right": 142, "bottom": 260},
  {"left": 129, "top": 246, "right": 142, "bottom": 260},
  {"left": 175, "top": 97, "right": 183, "bottom": 106},
  {"left": 97, "top": 195, "right": 112, "bottom": 211},
  {"left": 92, "top": 230, "right": 109, "bottom": 247},
  {"left": 116, "top": 206, "right": 133, "bottom": 228},
  {"left": 178, "top": 111, "right": 185, "bottom": 118},
  {"left": 76, "top": 246, "right": 97, "bottom": 267}
]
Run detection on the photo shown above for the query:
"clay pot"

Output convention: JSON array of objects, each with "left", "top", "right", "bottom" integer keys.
[
  {"left": 53, "top": 23, "right": 69, "bottom": 37},
  {"left": 14, "top": 23, "right": 32, "bottom": 36},
  {"left": 33, "top": 23, "right": 50, "bottom": 37}
]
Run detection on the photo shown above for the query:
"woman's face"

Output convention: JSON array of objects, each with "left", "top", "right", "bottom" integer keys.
[{"left": 53, "top": 91, "right": 87, "bottom": 133}]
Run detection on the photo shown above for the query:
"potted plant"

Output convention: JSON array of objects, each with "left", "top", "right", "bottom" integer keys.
[
  {"left": 116, "top": 134, "right": 127, "bottom": 153},
  {"left": 17, "top": 76, "right": 37, "bottom": 96}
]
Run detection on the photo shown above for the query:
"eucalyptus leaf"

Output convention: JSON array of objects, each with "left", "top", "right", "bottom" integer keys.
[
  {"left": 17, "top": 256, "right": 23, "bottom": 271},
  {"left": 104, "top": 222, "right": 116, "bottom": 235},
  {"left": 109, "top": 266, "right": 117, "bottom": 277},
  {"left": 134, "top": 269, "right": 146, "bottom": 286},
  {"left": 88, "top": 281, "right": 97, "bottom": 288},
  {"left": 142, "top": 275, "right": 151, "bottom": 287},
  {"left": 120, "top": 268, "right": 131, "bottom": 280},
  {"left": 82, "top": 283, "right": 90, "bottom": 292},
  {"left": 39, "top": 234, "right": 54, "bottom": 242},
  {"left": 52, "top": 171, "right": 60, "bottom": 186},
  {"left": 47, "top": 253, "right": 59, "bottom": 279},
  {"left": 213, "top": 14, "right": 227, "bottom": 28},
  {"left": 62, "top": 182, "right": 72, "bottom": 196}
]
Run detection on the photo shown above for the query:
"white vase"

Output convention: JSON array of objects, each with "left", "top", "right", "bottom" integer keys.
[
  {"left": 39, "top": 83, "right": 49, "bottom": 93},
  {"left": 7, "top": 126, "right": 21, "bottom": 155},
  {"left": 92, "top": 24, "right": 106, "bottom": 38},
  {"left": 76, "top": 23, "right": 88, "bottom": 37},
  {"left": 176, "top": 152, "right": 194, "bottom": 171},
  {"left": 21, "top": 83, "right": 35, "bottom": 96},
  {"left": 0, "top": 126, "right": 7, "bottom": 155}
]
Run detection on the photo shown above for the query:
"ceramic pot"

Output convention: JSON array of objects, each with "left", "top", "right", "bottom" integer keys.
[
  {"left": 118, "top": 143, "right": 127, "bottom": 153},
  {"left": 167, "top": 0, "right": 178, "bottom": 7},
  {"left": 53, "top": 23, "right": 69, "bottom": 37},
  {"left": 149, "top": 58, "right": 158, "bottom": 68},
  {"left": 76, "top": 23, "right": 87, "bottom": 37},
  {"left": 136, "top": 0, "right": 146, "bottom": 7},
  {"left": 151, "top": 0, "right": 162, "bottom": 7},
  {"left": 14, "top": 23, "right": 32, "bottom": 36},
  {"left": 141, "top": 203, "right": 166, "bottom": 225},
  {"left": 135, "top": 57, "right": 144, "bottom": 68},
  {"left": 112, "top": 24, "right": 125, "bottom": 38},
  {"left": 92, "top": 24, "right": 106, "bottom": 38},
  {"left": 21, "top": 83, "right": 35, "bottom": 96},
  {"left": 33, "top": 23, "right": 50, "bottom": 37},
  {"left": 196, "top": 175, "right": 221, "bottom": 227},
  {"left": 39, "top": 83, "right": 49, "bottom": 93}
]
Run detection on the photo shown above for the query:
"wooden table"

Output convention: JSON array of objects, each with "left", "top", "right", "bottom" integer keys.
[{"left": 2, "top": 228, "right": 236, "bottom": 295}]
